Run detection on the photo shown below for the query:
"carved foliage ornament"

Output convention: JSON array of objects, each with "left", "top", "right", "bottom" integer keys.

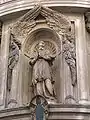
[{"left": 62, "top": 33, "right": 76, "bottom": 86}]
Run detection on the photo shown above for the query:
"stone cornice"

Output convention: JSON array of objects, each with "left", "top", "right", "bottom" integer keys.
[
  {"left": 0, "top": 104, "right": 90, "bottom": 119},
  {"left": 0, "top": 0, "right": 90, "bottom": 17}
]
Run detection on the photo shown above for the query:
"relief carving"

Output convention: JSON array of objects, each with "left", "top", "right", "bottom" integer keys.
[
  {"left": 7, "top": 33, "right": 21, "bottom": 91},
  {"left": 11, "top": 5, "right": 71, "bottom": 39},
  {"left": 62, "top": 34, "right": 76, "bottom": 86}
]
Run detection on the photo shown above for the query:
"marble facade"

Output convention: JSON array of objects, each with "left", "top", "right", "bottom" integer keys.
[{"left": 0, "top": 0, "right": 90, "bottom": 119}]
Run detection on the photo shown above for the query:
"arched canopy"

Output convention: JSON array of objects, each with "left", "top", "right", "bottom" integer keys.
[
  {"left": 10, "top": 5, "right": 71, "bottom": 44},
  {"left": 23, "top": 27, "right": 61, "bottom": 55}
]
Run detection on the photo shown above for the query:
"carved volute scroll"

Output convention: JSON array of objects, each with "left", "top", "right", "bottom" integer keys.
[{"left": 7, "top": 33, "right": 21, "bottom": 91}]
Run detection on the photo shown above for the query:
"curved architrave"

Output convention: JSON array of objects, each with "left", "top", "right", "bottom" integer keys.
[{"left": 0, "top": 0, "right": 90, "bottom": 17}]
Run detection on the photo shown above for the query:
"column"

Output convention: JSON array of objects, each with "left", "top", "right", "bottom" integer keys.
[
  {"left": 76, "top": 15, "right": 89, "bottom": 103},
  {"left": 0, "top": 24, "right": 10, "bottom": 109}
]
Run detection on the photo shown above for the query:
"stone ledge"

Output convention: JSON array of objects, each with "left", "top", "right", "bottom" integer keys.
[
  {"left": 49, "top": 104, "right": 90, "bottom": 113},
  {"left": 0, "top": 106, "right": 31, "bottom": 119},
  {"left": 48, "top": 104, "right": 90, "bottom": 120},
  {"left": 0, "top": 104, "right": 90, "bottom": 119},
  {"left": 0, "top": 0, "right": 90, "bottom": 17}
]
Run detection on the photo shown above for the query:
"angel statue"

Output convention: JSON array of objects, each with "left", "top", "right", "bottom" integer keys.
[
  {"left": 7, "top": 34, "right": 21, "bottom": 91},
  {"left": 25, "top": 41, "right": 57, "bottom": 102},
  {"left": 7, "top": 40, "right": 19, "bottom": 91}
]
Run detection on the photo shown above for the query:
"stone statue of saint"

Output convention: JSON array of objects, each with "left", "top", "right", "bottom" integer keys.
[{"left": 28, "top": 41, "right": 56, "bottom": 101}]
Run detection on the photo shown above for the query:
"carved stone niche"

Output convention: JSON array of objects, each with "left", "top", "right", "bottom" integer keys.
[
  {"left": 23, "top": 28, "right": 61, "bottom": 103},
  {"left": 9, "top": 5, "right": 77, "bottom": 105}
]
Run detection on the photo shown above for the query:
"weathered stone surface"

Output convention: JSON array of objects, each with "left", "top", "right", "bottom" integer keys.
[
  {"left": 1, "top": 0, "right": 90, "bottom": 17},
  {"left": 7, "top": 34, "right": 21, "bottom": 91},
  {"left": 0, "top": 2, "right": 90, "bottom": 120},
  {"left": 7, "top": 5, "right": 77, "bottom": 105},
  {"left": 0, "top": 104, "right": 90, "bottom": 120}
]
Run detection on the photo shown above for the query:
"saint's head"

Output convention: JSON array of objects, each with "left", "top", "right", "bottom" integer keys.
[{"left": 38, "top": 41, "right": 45, "bottom": 50}]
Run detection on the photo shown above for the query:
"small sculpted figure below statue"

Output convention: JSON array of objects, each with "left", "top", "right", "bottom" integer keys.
[{"left": 27, "top": 41, "right": 56, "bottom": 102}]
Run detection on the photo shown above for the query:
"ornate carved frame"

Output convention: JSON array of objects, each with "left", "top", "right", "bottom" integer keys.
[{"left": 9, "top": 5, "right": 77, "bottom": 103}]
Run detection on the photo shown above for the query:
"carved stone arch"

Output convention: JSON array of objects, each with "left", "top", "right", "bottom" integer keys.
[
  {"left": 22, "top": 27, "right": 61, "bottom": 55},
  {"left": 10, "top": 5, "right": 71, "bottom": 43}
]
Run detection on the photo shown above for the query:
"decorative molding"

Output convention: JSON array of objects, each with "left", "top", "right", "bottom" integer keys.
[
  {"left": 11, "top": 5, "right": 71, "bottom": 39},
  {"left": 0, "top": 0, "right": 90, "bottom": 17},
  {"left": 0, "top": 104, "right": 90, "bottom": 119}
]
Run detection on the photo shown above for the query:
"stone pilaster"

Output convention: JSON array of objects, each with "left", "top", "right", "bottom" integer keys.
[
  {"left": 76, "top": 15, "right": 89, "bottom": 103},
  {"left": 0, "top": 24, "right": 10, "bottom": 109}
]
